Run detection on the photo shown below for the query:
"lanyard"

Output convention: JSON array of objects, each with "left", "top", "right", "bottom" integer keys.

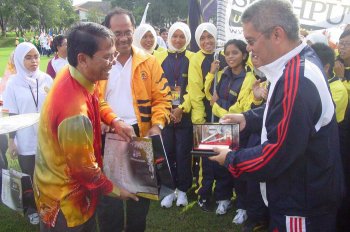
[
  {"left": 171, "top": 53, "right": 181, "bottom": 87},
  {"left": 28, "top": 79, "right": 39, "bottom": 112}
]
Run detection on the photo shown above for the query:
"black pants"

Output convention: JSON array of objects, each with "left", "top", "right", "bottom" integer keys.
[
  {"left": 98, "top": 123, "right": 150, "bottom": 232},
  {"left": 18, "top": 154, "right": 35, "bottom": 179},
  {"left": 161, "top": 113, "right": 193, "bottom": 192},
  {"left": 196, "top": 156, "right": 233, "bottom": 201},
  {"left": 0, "top": 134, "right": 8, "bottom": 169},
  {"left": 40, "top": 211, "right": 97, "bottom": 232},
  {"left": 97, "top": 195, "right": 150, "bottom": 232},
  {"left": 18, "top": 154, "right": 36, "bottom": 214}
]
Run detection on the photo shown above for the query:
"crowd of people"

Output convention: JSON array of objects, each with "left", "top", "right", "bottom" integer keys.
[{"left": 0, "top": 0, "right": 349, "bottom": 231}]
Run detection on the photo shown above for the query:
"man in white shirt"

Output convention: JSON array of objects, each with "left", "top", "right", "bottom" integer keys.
[{"left": 98, "top": 7, "right": 171, "bottom": 232}]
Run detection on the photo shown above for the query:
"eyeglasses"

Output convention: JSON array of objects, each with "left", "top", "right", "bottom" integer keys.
[
  {"left": 245, "top": 26, "right": 278, "bottom": 47},
  {"left": 338, "top": 41, "right": 350, "bottom": 48},
  {"left": 114, "top": 30, "right": 133, "bottom": 38},
  {"left": 93, "top": 51, "right": 119, "bottom": 64}
]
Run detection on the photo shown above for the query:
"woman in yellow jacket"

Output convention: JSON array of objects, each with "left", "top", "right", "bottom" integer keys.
[
  {"left": 205, "top": 39, "right": 267, "bottom": 225},
  {"left": 133, "top": 24, "right": 165, "bottom": 55},
  {"left": 188, "top": 23, "right": 232, "bottom": 214}
]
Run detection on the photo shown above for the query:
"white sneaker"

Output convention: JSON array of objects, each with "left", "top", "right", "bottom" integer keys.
[
  {"left": 232, "top": 209, "right": 248, "bottom": 224},
  {"left": 160, "top": 192, "right": 176, "bottom": 208},
  {"left": 28, "top": 213, "right": 40, "bottom": 225},
  {"left": 176, "top": 190, "right": 188, "bottom": 207},
  {"left": 215, "top": 200, "right": 232, "bottom": 215}
]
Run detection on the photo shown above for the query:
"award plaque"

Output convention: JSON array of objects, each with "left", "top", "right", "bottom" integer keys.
[{"left": 192, "top": 123, "right": 239, "bottom": 156}]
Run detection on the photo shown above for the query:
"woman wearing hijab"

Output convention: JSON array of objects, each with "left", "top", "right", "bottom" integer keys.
[
  {"left": 133, "top": 24, "right": 165, "bottom": 55},
  {"left": 205, "top": 39, "right": 268, "bottom": 225},
  {"left": 3, "top": 42, "right": 53, "bottom": 225},
  {"left": 154, "top": 22, "right": 193, "bottom": 208},
  {"left": 187, "top": 22, "right": 232, "bottom": 215}
]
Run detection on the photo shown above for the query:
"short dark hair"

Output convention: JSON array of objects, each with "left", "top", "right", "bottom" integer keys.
[
  {"left": 340, "top": 29, "right": 350, "bottom": 40},
  {"left": 311, "top": 43, "right": 335, "bottom": 77},
  {"left": 224, "top": 39, "right": 249, "bottom": 65},
  {"left": 242, "top": 0, "right": 299, "bottom": 41},
  {"left": 160, "top": 28, "right": 167, "bottom": 34},
  {"left": 103, "top": 7, "right": 136, "bottom": 29},
  {"left": 67, "top": 22, "right": 115, "bottom": 67},
  {"left": 52, "top": 35, "right": 66, "bottom": 52}
]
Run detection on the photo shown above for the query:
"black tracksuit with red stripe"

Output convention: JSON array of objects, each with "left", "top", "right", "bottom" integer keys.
[{"left": 224, "top": 45, "right": 344, "bottom": 223}]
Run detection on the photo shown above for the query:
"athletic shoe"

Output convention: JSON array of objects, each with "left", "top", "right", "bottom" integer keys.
[
  {"left": 215, "top": 200, "right": 232, "bottom": 215},
  {"left": 160, "top": 192, "right": 176, "bottom": 208},
  {"left": 28, "top": 213, "right": 40, "bottom": 225},
  {"left": 232, "top": 209, "right": 248, "bottom": 224},
  {"left": 198, "top": 198, "right": 211, "bottom": 212},
  {"left": 176, "top": 190, "right": 188, "bottom": 207}
]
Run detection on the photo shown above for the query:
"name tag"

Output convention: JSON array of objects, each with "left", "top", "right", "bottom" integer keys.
[{"left": 171, "top": 86, "right": 181, "bottom": 106}]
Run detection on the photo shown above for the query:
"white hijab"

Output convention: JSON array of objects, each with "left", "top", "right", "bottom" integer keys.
[
  {"left": 14, "top": 42, "right": 45, "bottom": 88},
  {"left": 133, "top": 24, "right": 157, "bottom": 54},
  {"left": 305, "top": 32, "right": 329, "bottom": 46},
  {"left": 195, "top": 22, "right": 217, "bottom": 52},
  {"left": 167, "top": 22, "right": 191, "bottom": 53}
]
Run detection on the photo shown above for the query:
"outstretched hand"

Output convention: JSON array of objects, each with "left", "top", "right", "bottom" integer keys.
[
  {"left": 208, "top": 147, "right": 231, "bottom": 166},
  {"left": 219, "top": 113, "right": 246, "bottom": 131},
  {"left": 110, "top": 119, "right": 135, "bottom": 142}
]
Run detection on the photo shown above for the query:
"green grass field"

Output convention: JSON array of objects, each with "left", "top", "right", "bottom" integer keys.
[
  {"left": 0, "top": 46, "right": 243, "bottom": 231},
  {"left": 0, "top": 185, "right": 242, "bottom": 231}
]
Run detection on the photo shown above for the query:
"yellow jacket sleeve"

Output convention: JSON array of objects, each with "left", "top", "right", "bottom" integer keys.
[
  {"left": 212, "top": 102, "right": 228, "bottom": 118},
  {"left": 149, "top": 56, "right": 172, "bottom": 127},
  {"left": 179, "top": 76, "right": 192, "bottom": 113},
  {"left": 330, "top": 80, "right": 349, "bottom": 122},
  {"left": 204, "top": 72, "right": 215, "bottom": 101},
  {"left": 229, "top": 71, "right": 257, "bottom": 113},
  {"left": 188, "top": 55, "right": 206, "bottom": 124}
]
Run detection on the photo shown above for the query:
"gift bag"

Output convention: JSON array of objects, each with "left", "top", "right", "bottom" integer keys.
[
  {"left": 5, "top": 149, "right": 21, "bottom": 172},
  {"left": 1, "top": 169, "right": 33, "bottom": 215}
]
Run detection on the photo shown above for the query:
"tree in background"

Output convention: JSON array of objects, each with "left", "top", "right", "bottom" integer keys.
[
  {"left": 0, "top": 0, "right": 77, "bottom": 36},
  {"left": 106, "top": 0, "right": 187, "bottom": 27}
]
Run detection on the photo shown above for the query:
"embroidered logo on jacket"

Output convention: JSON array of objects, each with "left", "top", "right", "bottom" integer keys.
[{"left": 141, "top": 71, "right": 148, "bottom": 80}]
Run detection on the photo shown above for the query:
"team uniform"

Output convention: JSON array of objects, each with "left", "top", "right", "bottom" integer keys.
[
  {"left": 224, "top": 43, "right": 343, "bottom": 231},
  {"left": 156, "top": 48, "right": 194, "bottom": 205},
  {"left": 189, "top": 51, "right": 228, "bottom": 207}
]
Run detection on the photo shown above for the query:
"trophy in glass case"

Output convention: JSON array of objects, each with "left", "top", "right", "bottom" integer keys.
[{"left": 192, "top": 123, "right": 239, "bottom": 156}]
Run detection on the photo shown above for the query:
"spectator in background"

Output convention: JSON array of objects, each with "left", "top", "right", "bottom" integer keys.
[
  {"left": 311, "top": 42, "right": 350, "bottom": 232},
  {"left": 0, "top": 52, "right": 16, "bottom": 95},
  {"left": 46, "top": 35, "right": 68, "bottom": 78},
  {"left": 133, "top": 24, "right": 161, "bottom": 54},
  {"left": 160, "top": 27, "right": 168, "bottom": 48},
  {"left": 305, "top": 32, "right": 329, "bottom": 46},
  {"left": 311, "top": 43, "right": 348, "bottom": 123},
  {"left": 335, "top": 30, "right": 350, "bottom": 97},
  {"left": 3, "top": 42, "right": 53, "bottom": 225}
]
